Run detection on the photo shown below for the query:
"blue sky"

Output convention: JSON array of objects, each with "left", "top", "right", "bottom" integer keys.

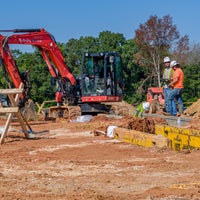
[{"left": 0, "top": 0, "right": 199, "bottom": 51}]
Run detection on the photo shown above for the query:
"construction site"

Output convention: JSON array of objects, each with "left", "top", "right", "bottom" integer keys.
[
  {"left": 0, "top": 98, "right": 199, "bottom": 200},
  {"left": 0, "top": 28, "right": 200, "bottom": 200}
]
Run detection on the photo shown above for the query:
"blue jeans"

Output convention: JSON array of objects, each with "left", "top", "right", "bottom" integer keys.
[
  {"left": 164, "top": 87, "right": 171, "bottom": 113},
  {"left": 168, "top": 88, "right": 184, "bottom": 116}
]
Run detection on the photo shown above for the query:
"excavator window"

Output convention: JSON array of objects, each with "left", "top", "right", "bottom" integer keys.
[
  {"left": 115, "top": 56, "right": 122, "bottom": 80},
  {"left": 86, "top": 58, "right": 93, "bottom": 77},
  {"left": 82, "top": 52, "right": 123, "bottom": 97}
]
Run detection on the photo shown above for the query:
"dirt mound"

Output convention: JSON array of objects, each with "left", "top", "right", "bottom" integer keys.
[
  {"left": 184, "top": 98, "right": 200, "bottom": 117},
  {"left": 121, "top": 100, "right": 136, "bottom": 115},
  {"left": 127, "top": 117, "right": 155, "bottom": 134},
  {"left": 107, "top": 100, "right": 136, "bottom": 115},
  {"left": 190, "top": 118, "right": 200, "bottom": 130},
  {"left": 92, "top": 115, "right": 157, "bottom": 135}
]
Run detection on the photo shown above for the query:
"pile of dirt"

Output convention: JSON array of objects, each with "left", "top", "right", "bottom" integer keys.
[
  {"left": 127, "top": 117, "right": 155, "bottom": 134},
  {"left": 121, "top": 100, "right": 136, "bottom": 115},
  {"left": 184, "top": 98, "right": 200, "bottom": 117},
  {"left": 189, "top": 118, "right": 200, "bottom": 130},
  {"left": 108, "top": 100, "right": 136, "bottom": 115},
  {"left": 91, "top": 115, "right": 158, "bottom": 135}
]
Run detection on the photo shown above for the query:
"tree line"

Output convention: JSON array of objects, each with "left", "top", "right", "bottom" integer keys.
[{"left": 0, "top": 15, "right": 199, "bottom": 106}]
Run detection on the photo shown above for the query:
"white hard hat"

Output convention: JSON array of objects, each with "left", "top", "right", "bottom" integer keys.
[
  {"left": 163, "top": 57, "right": 171, "bottom": 63},
  {"left": 142, "top": 102, "right": 150, "bottom": 111},
  {"left": 170, "top": 60, "right": 179, "bottom": 68}
]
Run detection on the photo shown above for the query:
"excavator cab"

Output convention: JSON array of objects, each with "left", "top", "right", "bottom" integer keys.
[
  {"left": 81, "top": 52, "right": 123, "bottom": 99},
  {"left": 79, "top": 52, "right": 125, "bottom": 114}
]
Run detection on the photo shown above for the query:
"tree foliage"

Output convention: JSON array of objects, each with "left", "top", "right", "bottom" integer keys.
[
  {"left": 182, "top": 64, "right": 200, "bottom": 102},
  {"left": 135, "top": 15, "right": 189, "bottom": 87},
  {"left": 186, "top": 43, "right": 200, "bottom": 65},
  {"left": 120, "top": 39, "right": 145, "bottom": 103},
  {"left": 173, "top": 35, "right": 189, "bottom": 64}
]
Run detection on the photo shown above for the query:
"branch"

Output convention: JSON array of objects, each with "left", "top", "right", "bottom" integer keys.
[{"left": 136, "top": 74, "right": 154, "bottom": 94}]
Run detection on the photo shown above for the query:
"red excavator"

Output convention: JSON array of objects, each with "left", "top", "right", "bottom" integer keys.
[{"left": 0, "top": 29, "right": 127, "bottom": 119}]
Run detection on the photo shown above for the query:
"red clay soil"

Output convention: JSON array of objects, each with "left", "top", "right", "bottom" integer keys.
[
  {"left": 0, "top": 115, "right": 200, "bottom": 200},
  {"left": 184, "top": 98, "right": 200, "bottom": 117}
]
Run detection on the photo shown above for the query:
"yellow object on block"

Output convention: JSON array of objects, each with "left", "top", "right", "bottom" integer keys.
[
  {"left": 155, "top": 124, "right": 200, "bottom": 151},
  {"left": 114, "top": 128, "right": 167, "bottom": 148}
]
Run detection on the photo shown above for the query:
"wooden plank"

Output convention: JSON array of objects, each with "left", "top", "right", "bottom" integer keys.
[
  {"left": 0, "top": 88, "right": 23, "bottom": 94},
  {"left": 0, "top": 83, "right": 35, "bottom": 143},
  {"left": 36, "top": 100, "right": 56, "bottom": 114},
  {"left": 8, "top": 94, "right": 29, "bottom": 138},
  {"left": 0, "top": 92, "right": 21, "bottom": 144},
  {"left": 0, "top": 83, "right": 28, "bottom": 144},
  {"left": 14, "top": 111, "right": 29, "bottom": 138},
  {"left": 0, "top": 113, "right": 14, "bottom": 144},
  {"left": 0, "top": 107, "right": 19, "bottom": 113}
]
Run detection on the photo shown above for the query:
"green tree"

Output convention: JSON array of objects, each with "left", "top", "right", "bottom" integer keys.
[
  {"left": 13, "top": 50, "right": 55, "bottom": 103},
  {"left": 183, "top": 63, "right": 200, "bottom": 102},
  {"left": 120, "top": 39, "right": 145, "bottom": 103},
  {"left": 62, "top": 31, "right": 127, "bottom": 77},
  {"left": 98, "top": 31, "right": 126, "bottom": 53},
  {"left": 63, "top": 37, "right": 99, "bottom": 76}
]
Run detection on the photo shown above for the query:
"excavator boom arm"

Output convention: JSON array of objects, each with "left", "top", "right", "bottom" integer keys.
[
  {"left": 0, "top": 34, "right": 22, "bottom": 88},
  {"left": 1, "top": 28, "right": 76, "bottom": 85}
]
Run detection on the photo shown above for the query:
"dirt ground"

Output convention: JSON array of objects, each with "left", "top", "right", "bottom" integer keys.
[{"left": 0, "top": 114, "right": 200, "bottom": 200}]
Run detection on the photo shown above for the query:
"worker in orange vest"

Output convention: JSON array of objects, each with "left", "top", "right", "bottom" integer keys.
[{"left": 168, "top": 61, "right": 184, "bottom": 116}]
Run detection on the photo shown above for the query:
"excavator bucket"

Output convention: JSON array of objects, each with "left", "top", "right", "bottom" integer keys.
[{"left": 20, "top": 99, "right": 36, "bottom": 121}]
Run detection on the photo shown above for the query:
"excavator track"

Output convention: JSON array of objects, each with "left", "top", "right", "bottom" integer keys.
[{"left": 49, "top": 105, "right": 81, "bottom": 120}]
